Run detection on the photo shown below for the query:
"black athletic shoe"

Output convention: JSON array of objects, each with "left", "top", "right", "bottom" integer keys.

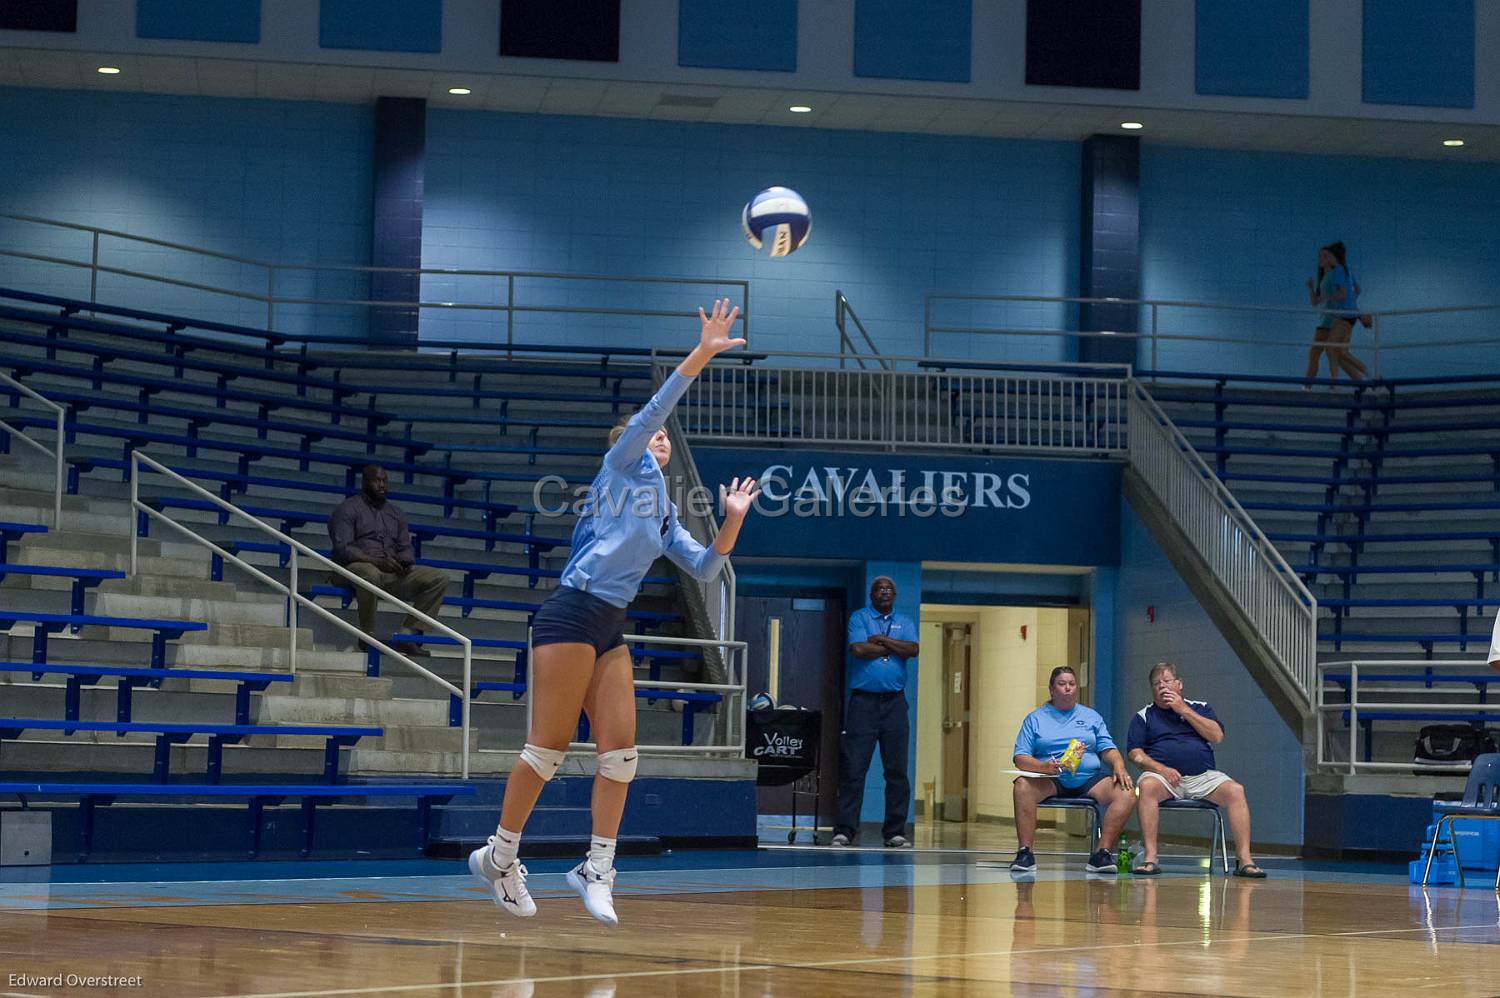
[
  {"left": 1085, "top": 848, "right": 1117, "bottom": 874},
  {"left": 1009, "top": 847, "right": 1037, "bottom": 872}
]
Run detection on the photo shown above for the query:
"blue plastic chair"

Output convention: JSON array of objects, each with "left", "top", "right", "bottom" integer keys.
[
  {"left": 1159, "top": 797, "right": 1232, "bottom": 874},
  {"left": 1422, "top": 752, "right": 1500, "bottom": 890}
]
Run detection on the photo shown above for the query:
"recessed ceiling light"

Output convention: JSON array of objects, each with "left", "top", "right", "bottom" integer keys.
[
  {"left": 97, "top": 67, "right": 121, "bottom": 75},
  {"left": 1443, "top": 138, "right": 1464, "bottom": 147},
  {"left": 448, "top": 87, "right": 471, "bottom": 95},
  {"left": 788, "top": 105, "right": 812, "bottom": 113},
  {"left": 1120, "top": 121, "right": 1144, "bottom": 130}
]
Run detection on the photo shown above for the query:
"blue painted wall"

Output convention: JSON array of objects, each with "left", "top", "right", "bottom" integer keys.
[
  {"left": 1139, "top": 144, "right": 1500, "bottom": 377},
  {"left": 1113, "top": 498, "right": 1305, "bottom": 846},
  {"left": 420, "top": 109, "right": 1078, "bottom": 359},
  {"left": 4, "top": 85, "right": 1500, "bottom": 376},
  {"left": 0, "top": 87, "right": 373, "bottom": 336}
]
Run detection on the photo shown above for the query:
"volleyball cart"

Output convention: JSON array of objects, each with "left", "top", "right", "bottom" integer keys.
[{"left": 747, "top": 707, "right": 824, "bottom": 844}]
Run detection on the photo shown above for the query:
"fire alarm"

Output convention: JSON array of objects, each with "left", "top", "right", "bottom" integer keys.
[
  {"left": 1020, "top": 625, "right": 1028, "bottom": 641},
  {"left": 1147, "top": 606, "right": 1156, "bottom": 623}
]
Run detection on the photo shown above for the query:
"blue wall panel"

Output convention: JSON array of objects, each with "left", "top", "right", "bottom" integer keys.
[
  {"left": 854, "top": 0, "right": 971, "bottom": 83},
  {"left": 0, "top": 87, "right": 373, "bottom": 337},
  {"left": 137, "top": 0, "right": 260, "bottom": 44},
  {"left": 321, "top": 0, "right": 441, "bottom": 54},
  {"left": 1362, "top": 0, "right": 1474, "bottom": 108},
  {"left": 1194, "top": 0, "right": 1307, "bottom": 99},
  {"left": 421, "top": 111, "right": 1078, "bottom": 360},
  {"left": 1114, "top": 499, "right": 1305, "bottom": 846},
  {"left": 679, "top": 0, "right": 796, "bottom": 72}
]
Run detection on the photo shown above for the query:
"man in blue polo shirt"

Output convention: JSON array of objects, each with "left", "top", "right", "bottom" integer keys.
[
  {"left": 832, "top": 576, "right": 920, "bottom": 848},
  {"left": 1125, "top": 662, "right": 1265, "bottom": 877}
]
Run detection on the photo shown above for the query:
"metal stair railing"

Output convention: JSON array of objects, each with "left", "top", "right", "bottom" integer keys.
[
  {"left": 128, "top": 450, "right": 474, "bottom": 778},
  {"left": 1127, "top": 382, "right": 1318, "bottom": 703},
  {"left": 0, "top": 370, "right": 64, "bottom": 526}
]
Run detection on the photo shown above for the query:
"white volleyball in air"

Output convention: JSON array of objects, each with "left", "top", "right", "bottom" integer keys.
[{"left": 742, "top": 186, "right": 811, "bottom": 257}]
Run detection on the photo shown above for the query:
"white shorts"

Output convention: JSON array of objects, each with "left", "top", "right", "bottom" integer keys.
[{"left": 1140, "top": 769, "right": 1231, "bottom": 800}]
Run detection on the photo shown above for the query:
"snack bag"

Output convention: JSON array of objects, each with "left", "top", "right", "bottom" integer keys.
[{"left": 1058, "top": 738, "right": 1085, "bottom": 775}]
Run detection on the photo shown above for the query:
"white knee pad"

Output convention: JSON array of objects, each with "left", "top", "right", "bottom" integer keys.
[
  {"left": 596, "top": 747, "right": 638, "bottom": 784},
  {"left": 519, "top": 743, "right": 566, "bottom": 781}
]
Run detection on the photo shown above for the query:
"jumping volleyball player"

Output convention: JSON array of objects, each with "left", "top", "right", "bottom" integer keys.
[{"left": 470, "top": 299, "right": 760, "bottom": 926}]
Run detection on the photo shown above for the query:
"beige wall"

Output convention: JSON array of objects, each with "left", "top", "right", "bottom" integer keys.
[
  {"left": 913, "top": 619, "right": 946, "bottom": 816},
  {"left": 915, "top": 603, "right": 1091, "bottom": 825},
  {"left": 969, "top": 606, "right": 1036, "bottom": 820}
]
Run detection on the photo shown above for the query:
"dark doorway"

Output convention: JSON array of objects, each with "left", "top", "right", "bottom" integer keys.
[{"left": 736, "top": 590, "right": 846, "bottom": 822}]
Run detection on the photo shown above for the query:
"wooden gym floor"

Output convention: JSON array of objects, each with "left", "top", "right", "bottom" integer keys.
[{"left": 0, "top": 828, "right": 1496, "bottom": 997}]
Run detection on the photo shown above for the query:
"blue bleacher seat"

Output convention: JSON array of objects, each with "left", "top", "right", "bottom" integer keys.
[
  {"left": 0, "top": 717, "right": 380, "bottom": 782},
  {"left": 0, "top": 521, "right": 47, "bottom": 562},
  {"left": 0, "top": 563, "right": 122, "bottom": 615},
  {"left": 0, "top": 661, "right": 293, "bottom": 725},
  {"left": 0, "top": 350, "right": 395, "bottom": 432},
  {"left": 0, "top": 610, "right": 207, "bottom": 668}
]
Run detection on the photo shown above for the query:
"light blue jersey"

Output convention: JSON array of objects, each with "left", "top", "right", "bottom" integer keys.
[
  {"left": 1318, "top": 266, "right": 1355, "bottom": 326},
  {"left": 846, "top": 606, "right": 918, "bottom": 693},
  {"left": 1013, "top": 703, "right": 1117, "bottom": 789},
  {"left": 558, "top": 371, "right": 726, "bottom": 607}
]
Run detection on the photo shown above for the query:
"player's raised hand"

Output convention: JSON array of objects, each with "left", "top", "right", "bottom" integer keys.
[
  {"left": 698, "top": 299, "right": 745, "bottom": 356},
  {"left": 720, "top": 477, "right": 760, "bottom": 520}
]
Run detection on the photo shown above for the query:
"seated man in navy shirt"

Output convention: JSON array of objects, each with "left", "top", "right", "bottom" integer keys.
[{"left": 1125, "top": 663, "right": 1265, "bottom": 877}]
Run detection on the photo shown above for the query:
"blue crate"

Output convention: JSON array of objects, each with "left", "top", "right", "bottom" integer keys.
[
  {"left": 1409, "top": 856, "right": 1458, "bottom": 885},
  {"left": 1429, "top": 806, "right": 1500, "bottom": 872}
]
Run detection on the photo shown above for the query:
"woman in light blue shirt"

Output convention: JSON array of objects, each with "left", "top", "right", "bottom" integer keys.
[
  {"left": 1008, "top": 666, "right": 1135, "bottom": 874},
  {"left": 470, "top": 300, "right": 760, "bottom": 926},
  {"left": 1304, "top": 242, "right": 1366, "bottom": 383}
]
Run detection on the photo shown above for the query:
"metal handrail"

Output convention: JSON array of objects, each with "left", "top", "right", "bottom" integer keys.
[
  {"left": 673, "top": 355, "right": 1130, "bottom": 455},
  {"left": 649, "top": 353, "right": 738, "bottom": 747},
  {"left": 1316, "top": 660, "right": 1496, "bottom": 774},
  {"left": 1127, "top": 382, "right": 1318, "bottom": 702},
  {"left": 920, "top": 291, "right": 1500, "bottom": 377},
  {"left": 525, "top": 628, "right": 749, "bottom": 755},
  {"left": 835, "top": 290, "right": 889, "bottom": 371},
  {"left": 128, "top": 450, "right": 474, "bottom": 778},
  {"left": 0, "top": 212, "right": 751, "bottom": 342},
  {"left": 0, "top": 371, "right": 64, "bottom": 526}
]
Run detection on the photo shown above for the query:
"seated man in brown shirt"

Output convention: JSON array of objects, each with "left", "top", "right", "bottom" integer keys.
[{"left": 327, "top": 465, "right": 449, "bottom": 654}]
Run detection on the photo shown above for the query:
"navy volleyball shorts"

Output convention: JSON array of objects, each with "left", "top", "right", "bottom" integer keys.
[{"left": 531, "top": 585, "right": 627, "bottom": 656}]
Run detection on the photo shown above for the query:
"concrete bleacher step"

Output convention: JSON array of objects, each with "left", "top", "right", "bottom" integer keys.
[
  {"left": 255, "top": 689, "right": 449, "bottom": 728},
  {"left": 0, "top": 737, "right": 347, "bottom": 780},
  {"left": 91, "top": 591, "right": 288, "bottom": 627},
  {"left": 97, "top": 575, "right": 243, "bottom": 601},
  {"left": 286, "top": 671, "right": 394, "bottom": 700}
]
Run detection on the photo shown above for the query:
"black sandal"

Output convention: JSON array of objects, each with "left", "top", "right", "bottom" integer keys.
[
  {"left": 1234, "top": 863, "right": 1267, "bottom": 878},
  {"left": 1133, "top": 861, "right": 1162, "bottom": 876}
]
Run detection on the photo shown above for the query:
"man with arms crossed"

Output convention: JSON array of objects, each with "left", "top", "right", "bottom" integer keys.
[{"left": 1126, "top": 663, "right": 1265, "bottom": 877}]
